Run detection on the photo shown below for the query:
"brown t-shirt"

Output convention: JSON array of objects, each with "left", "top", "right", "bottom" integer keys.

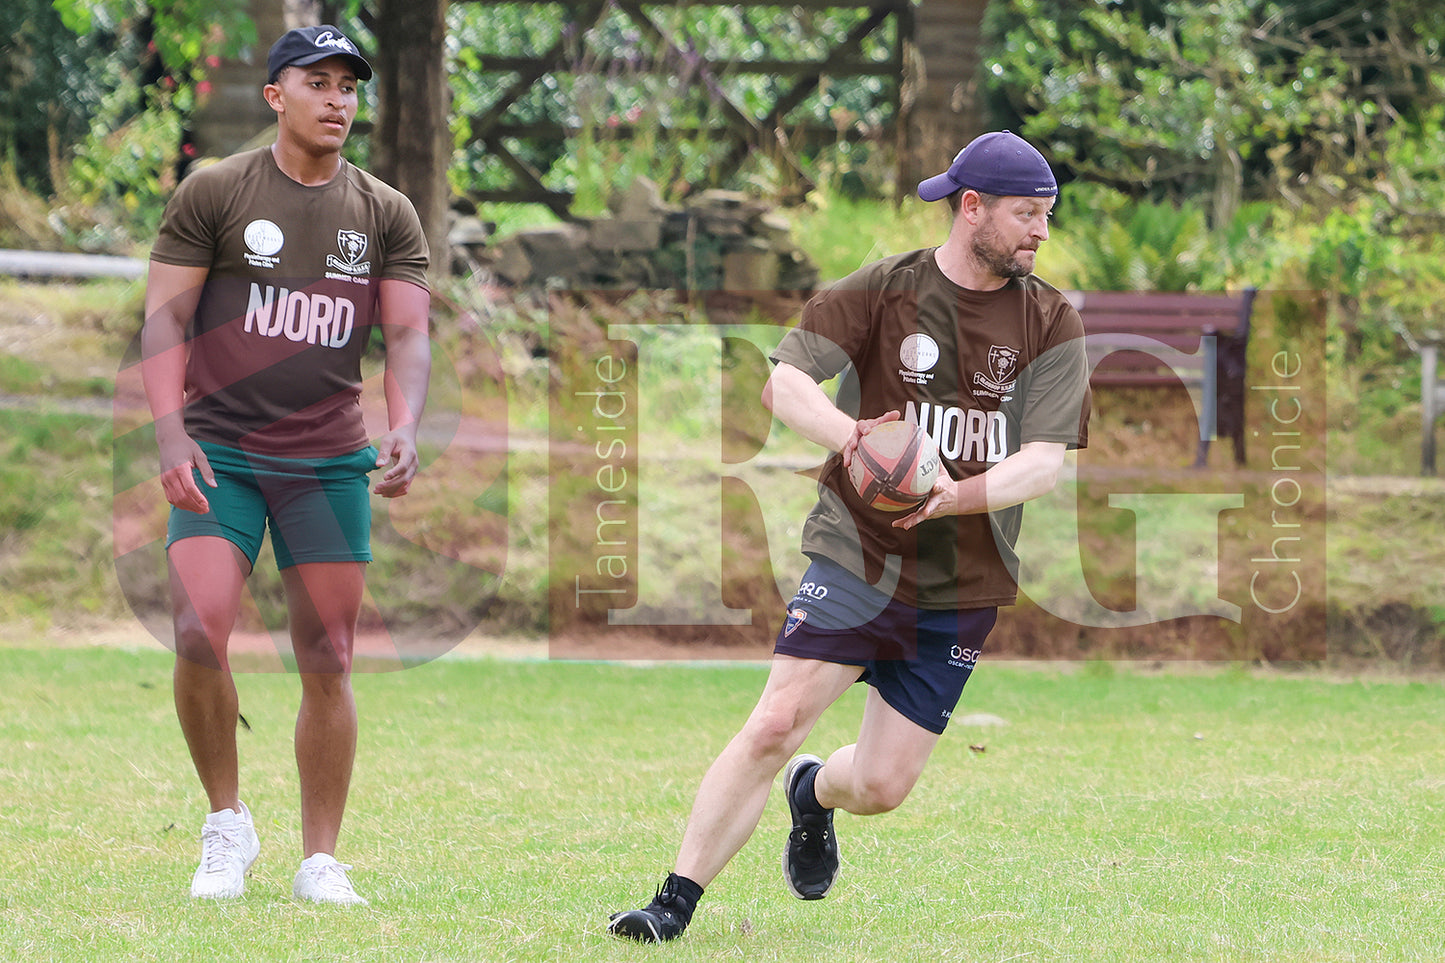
[
  {"left": 150, "top": 147, "right": 429, "bottom": 457},
  {"left": 771, "top": 248, "right": 1091, "bottom": 609}
]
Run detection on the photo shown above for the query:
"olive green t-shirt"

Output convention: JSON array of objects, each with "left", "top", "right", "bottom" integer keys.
[
  {"left": 150, "top": 147, "right": 429, "bottom": 457},
  {"left": 770, "top": 248, "right": 1091, "bottom": 609}
]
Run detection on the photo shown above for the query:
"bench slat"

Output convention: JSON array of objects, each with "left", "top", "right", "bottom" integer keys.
[{"left": 1067, "top": 288, "right": 1256, "bottom": 467}]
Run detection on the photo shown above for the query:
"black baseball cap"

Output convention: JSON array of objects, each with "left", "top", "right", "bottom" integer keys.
[
  {"left": 267, "top": 25, "right": 373, "bottom": 84},
  {"left": 918, "top": 131, "right": 1057, "bottom": 201}
]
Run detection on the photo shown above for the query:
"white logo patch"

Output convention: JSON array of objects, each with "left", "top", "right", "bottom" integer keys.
[
  {"left": 243, "top": 219, "right": 284, "bottom": 268},
  {"left": 899, "top": 332, "right": 939, "bottom": 386},
  {"left": 900, "top": 333, "right": 939, "bottom": 372}
]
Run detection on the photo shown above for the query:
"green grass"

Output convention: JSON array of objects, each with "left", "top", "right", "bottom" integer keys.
[
  {"left": 1, "top": 643, "right": 1443, "bottom": 961},
  {"left": 786, "top": 194, "right": 951, "bottom": 284},
  {"left": 0, "top": 410, "right": 123, "bottom": 623}
]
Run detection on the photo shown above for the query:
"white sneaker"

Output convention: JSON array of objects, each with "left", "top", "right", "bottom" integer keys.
[
  {"left": 293, "top": 853, "right": 368, "bottom": 906},
  {"left": 189, "top": 802, "right": 260, "bottom": 899}
]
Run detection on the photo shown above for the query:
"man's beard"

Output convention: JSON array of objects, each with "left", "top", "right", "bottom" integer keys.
[{"left": 970, "top": 222, "right": 1034, "bottom": 279}]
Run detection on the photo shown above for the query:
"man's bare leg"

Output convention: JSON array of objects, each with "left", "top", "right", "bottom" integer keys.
[
  {"left": 169, "top": 535, "right": 261, "bottom": 898},
  {"left": 812, "top": 687, "right": 942, "bottom": 816},
  {"left": 281, "top": 561, "right": 365, "bottom": 859},
  {"left": 169, "top": 536, "right": 251, "bottom": 814},
  {"left": 672, "top": 656, "right": 863, "bottom": 887}
]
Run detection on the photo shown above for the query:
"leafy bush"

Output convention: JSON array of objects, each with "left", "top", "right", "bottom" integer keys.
[
  {"left": 2, "top": 0, "right": 253, "bottom": 250},
  {"left": 982, "top": 0, "right": 1442, "bottom": 227}
]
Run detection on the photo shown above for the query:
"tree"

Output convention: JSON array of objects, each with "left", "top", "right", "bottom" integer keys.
[
  {"left": 371, "top": 0, "right": 451, "bottom": 278},
  {"left": 1, "top": 0, "right": 159, "bottom": 195},
  {"left": 981, "top": 0, "right": 1444, "bottom": 228}
]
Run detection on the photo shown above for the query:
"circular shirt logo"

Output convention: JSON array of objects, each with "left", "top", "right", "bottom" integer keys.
[
  {"left": 900, "top": 333, "right": 940, "bottom": 373},
  {"left": 244, "top": 219, "right": 285, "bottom": 257}
]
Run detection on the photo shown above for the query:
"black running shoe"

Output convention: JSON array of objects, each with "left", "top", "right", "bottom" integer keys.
[
  {"left": 607, "top": 874, "right": 695, "bottom": 943},
  {"left": 782, "top": 753, "right": 839, "bottom": 900}
]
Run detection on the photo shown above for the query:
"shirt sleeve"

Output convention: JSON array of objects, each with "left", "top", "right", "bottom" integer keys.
[
  {"left": 1017, "top": 303, "right": 1092, "bottom": 449},
  {"left": 378, "top": 192, "right": 430, "bottom": 289},
  {"left": 769, "top": 272, "right": 879, "bottom": 382},
  {"left": 149, "top": 170, "right": 221, "bottom": 268}
]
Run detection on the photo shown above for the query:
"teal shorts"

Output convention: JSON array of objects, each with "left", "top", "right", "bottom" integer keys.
[{"left": 166, "top": 441, "right": 378, "bottom": 569}]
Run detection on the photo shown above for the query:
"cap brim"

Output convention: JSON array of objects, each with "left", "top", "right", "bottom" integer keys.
[
  {"left": 282, "top": 51, "right": 373, "bottom": 81},
  {"left": 917, "top": 172, "right": 959, "bottom": 202}
]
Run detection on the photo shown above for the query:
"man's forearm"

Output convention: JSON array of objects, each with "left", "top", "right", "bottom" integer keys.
[
  {"left": 383, "top": 329, "right": 431, "bottom": 434},
  {"left": 763, "top": 362, "right": 855, "bottom": 452},
  {"left": 952, "top": 442, "right": 1065, "bottom": 514}
]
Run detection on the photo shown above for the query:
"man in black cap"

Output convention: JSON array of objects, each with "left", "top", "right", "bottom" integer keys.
[
  {"left": 608, "top": 130, "right": 1090, "bottom": 942},
  {"left": 142, "top": 24, "right": 430, "bottom": 905}
]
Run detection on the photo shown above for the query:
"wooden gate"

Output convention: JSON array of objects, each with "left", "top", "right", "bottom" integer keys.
[{"left": 454, "top": 0, "right": 914, "bottom": 218}]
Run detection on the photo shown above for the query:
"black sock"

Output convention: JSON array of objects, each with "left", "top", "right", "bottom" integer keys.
[
  {"left": 663, "top": 873, "right": 705, "bottom": 922},
  {"left": 792, "top": 761, "right": 831, "bottom": 815}
]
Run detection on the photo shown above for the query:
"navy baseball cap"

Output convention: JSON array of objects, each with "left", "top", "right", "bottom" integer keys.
[
  {"left": 267, "top": 25, "right": 373, "bottom": 83},
  {"left": 917, "top": 131, "right": 1057, "bottom": 201}
]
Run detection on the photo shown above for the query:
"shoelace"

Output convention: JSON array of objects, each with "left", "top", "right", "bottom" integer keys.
[
  {"left": 645, "top": 882, "right": 692, "bottom": 927},
  {"left": 305, "top": 861, "right": 358, "bottom": 896},
  {"left": 198, "top": 822, "right": 249, "bottom": 875},
  {"left": 789, "top": 824, "right": 831, "bottom": 864}
]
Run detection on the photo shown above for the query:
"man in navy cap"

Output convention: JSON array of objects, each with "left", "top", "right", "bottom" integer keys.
[
  {"left": 608, "top": 130, "right": 1091, "bottom": 942},
  {"left": 143, "top": 24, "right": 430, "bottom": 905},
  {"left": 265, "top": 24, "right": 374, "bottom": 84}
]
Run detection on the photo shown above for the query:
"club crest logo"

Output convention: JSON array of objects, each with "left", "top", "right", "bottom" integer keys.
[
  {"left": 974, "top": 344, "right": 1020, "bottom": 394},
  {"left": 783, "top": 607, "right": 808, "bottom": 637},
  {"left": 326, "top": 230, "right": 371, "bottom": 276}
]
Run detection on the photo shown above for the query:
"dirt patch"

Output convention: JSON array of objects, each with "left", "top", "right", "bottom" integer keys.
[{"left": 13, "top": 619, "right": 551, "bottom": 668}]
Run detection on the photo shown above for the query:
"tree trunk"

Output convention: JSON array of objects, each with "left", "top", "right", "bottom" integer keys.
[
  {"left": 899, "top": 0, "right": 990, "bottom": 200},
  {"left": 187, "top": 0, "right": 290, "bottom": 163},
  {"left": 372, "top": 0, "right": 452, "bottom": 279}
]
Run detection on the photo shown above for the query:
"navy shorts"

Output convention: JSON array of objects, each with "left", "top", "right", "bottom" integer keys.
[
  {"left": 166, "top": 441, "right": 377, "bottom": 570},
  {"left": 774, "top": 556, "right": 996, "bottom": 734}
]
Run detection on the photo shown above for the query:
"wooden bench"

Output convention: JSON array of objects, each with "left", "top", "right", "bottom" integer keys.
[{"left": 1066, "top": 288, "right": 1257, "bottom": 467}]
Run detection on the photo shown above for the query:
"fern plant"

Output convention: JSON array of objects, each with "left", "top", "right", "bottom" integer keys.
[{"left": 1053, "top": 183, "right": 1270, "bottom": 291}]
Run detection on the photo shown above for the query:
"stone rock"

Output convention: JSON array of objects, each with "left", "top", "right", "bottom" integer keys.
[
  {"left": 590, "top": 217, "right": 663, "bottom": 253},
  {"left": 754, "top": 211, "right": 794, "bottom": 245},
  {"left": 610, "top": 177, "right": 672, "bottom": 219},
  {"left": 480, "top": 178, "right": 818, "bottom": 294},
  {"left": 722, "top": 241, "right": 779, "bottom": 292},
  {"left": 690, "top": 189, "right": 751, "bottom": 209},
  {"left": 485, "top": 236, "right": 533, "bottom": 285},
  {"left": 450, "top": 215, "right": 493, "bottom": 246},
  {"left": 777, "top": 250, "right": 819, "bottom": 292},
  {"left": 519, "top": 224, "right": 594, "bottom": 281}
]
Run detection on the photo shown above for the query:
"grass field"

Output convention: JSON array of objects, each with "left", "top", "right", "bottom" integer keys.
[{"left": 2, "top": 640, "right": 1443, "bottom": 962}]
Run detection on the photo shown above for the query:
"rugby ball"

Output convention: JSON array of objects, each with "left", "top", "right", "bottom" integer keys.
[{"left": 847, "top": 420, "right": 940, "bottom": 512}]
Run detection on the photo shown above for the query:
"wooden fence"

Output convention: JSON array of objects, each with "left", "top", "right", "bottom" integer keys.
[{"left": 454, "top": 0, "right": 914, "bottom": 217}]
